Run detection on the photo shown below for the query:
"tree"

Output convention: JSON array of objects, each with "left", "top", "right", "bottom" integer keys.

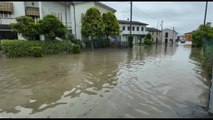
[
  {"left": 144, "top": 33, "right": 153, "bottom": 45},
  {"left": 192, "top": 22, "right": 213, "bottom": 47},
  {"left": 81, "top": 7, "right": 104, "bottom": 50},
  {"left": 145, "top": 33, "right": 152, "bottom": 40},
  {"left": 139, "top": 34, "right": 145, "bottom": 44},
  {"left": 11, "top": 16, "right": 39, "bottom": 40},
  {"left": 102, "top": 12, "right": 120, "bottom": 47},
  {"left": 38, "top": 14, "right": 67, "bottom": 41}
]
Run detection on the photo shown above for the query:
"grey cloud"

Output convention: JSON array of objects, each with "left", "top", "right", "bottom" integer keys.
[{"left": 102, "top": 2, "right": 213, "bottom": 35}]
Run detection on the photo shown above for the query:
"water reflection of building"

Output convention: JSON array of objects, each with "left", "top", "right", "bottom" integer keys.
[{"left": 127, "top": 44, "right": 177, "bottom": 63}]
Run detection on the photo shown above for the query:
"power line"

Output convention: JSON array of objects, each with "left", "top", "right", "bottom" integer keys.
[{"left": 132, "top": 4, "right": 158, "bottom": 20}]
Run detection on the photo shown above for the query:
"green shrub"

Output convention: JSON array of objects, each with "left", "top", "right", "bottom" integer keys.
[
  {"left": 144, "top": 39, "right": 153, "bottom": 45},
  {"left": 72, "top": 44, "right": 80, "bottom": 53},
  {"left": 31, "top": 46, "right": 43, "bottom": 57},
  {"left": 1, "top": 40, "right": 74, "bottom": 58},
  {"left": 63, "top": 40, "right": 73, "bottom": 53},
  {"left": 1, "top": 40, "right": 34, "bottom": 57}
]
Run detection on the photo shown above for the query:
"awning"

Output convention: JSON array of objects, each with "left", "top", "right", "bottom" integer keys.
[
  {"left": 26, "top": 7, "right": 39, "bottom": 16},
  {"left": 0, "top": 2, "right": 14, "bottom": 13}
]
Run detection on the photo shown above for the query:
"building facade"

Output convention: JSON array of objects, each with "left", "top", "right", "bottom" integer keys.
[
  {"left": 70, "top": 2, "right": 116, "bottom": 40},
  {"left": 184, "top": 32, "right": 192, "bottom": 41},
  {"left": 0, "top": 1, "right": 116, "bottom": 40},
  {"left": 146, "top": 27, "right": 161, "bottom": 43},
  {"left": 118, "top": 20, "right": 148, "bottom": 46},
  {"left": 161, "top": 28, "right": 178, "bottom": 44}
]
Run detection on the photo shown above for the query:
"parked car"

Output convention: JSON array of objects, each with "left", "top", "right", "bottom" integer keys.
[{"left": 180, "top": 39, "right": 185, "bottom": 43}]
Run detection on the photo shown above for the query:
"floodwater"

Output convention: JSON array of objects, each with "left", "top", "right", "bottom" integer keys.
[{"left": 0, "top": 43, "right": 212, "bottom": 118}]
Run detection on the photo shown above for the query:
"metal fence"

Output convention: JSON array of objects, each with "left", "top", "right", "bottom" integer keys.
[{"left": 203, "top": 38, "right": 213, "bottom": 61}]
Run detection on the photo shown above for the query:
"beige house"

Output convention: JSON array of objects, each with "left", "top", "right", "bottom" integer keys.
[{"left": 146, "top": 27, "right": 161, "bottom": 43}]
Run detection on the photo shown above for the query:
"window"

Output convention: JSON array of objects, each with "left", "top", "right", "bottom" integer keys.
[
  {"left": 0, "top": 13, "right": 11, "bottom": 18},
  {"left": 137, "top": 27, "right": 139, "bottom": 31},
  {"left": 165, "top": 32, "right": 168, "bottom": 37},
  {"left": 128, "top": 26, "right": 130, "bottom": 31},
  {"left": 141, "top": 27, "right": 144, "bottom": 31},
  {"left": 122, "top": 26, "right": 125, "bottom": 31},
  {"left": 132, "top": 26, "right": 135, "bottom": 31}
]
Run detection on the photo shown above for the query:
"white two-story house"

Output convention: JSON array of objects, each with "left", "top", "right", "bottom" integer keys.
[
  {"left": 118, "top": 20, "right": 148, "bottom": 46},
  {"left": 0, "top": 1, "right": 116, "bottom": 40}
]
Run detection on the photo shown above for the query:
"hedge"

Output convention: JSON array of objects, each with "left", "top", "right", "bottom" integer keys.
[
  {"left": 72, "top": 44, "right": 80, "bottom": 53},
  {"left": 144, "top": 39, "right": 153, "bottom": 45},
  {"left": 31, "top": 46, "right": 43, "bottom": 57},
  {"left": 1, "top": 40, "right": 74, "bottom": 58}
]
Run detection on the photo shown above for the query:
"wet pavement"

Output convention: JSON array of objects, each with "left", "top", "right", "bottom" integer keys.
[{"left": 0, "top": 43, "right": 212, "bottom": 118}]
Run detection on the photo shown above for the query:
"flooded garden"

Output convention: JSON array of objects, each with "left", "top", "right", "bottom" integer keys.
[{"left": 0, "top": 43, "right": 212, "bottom": 118}]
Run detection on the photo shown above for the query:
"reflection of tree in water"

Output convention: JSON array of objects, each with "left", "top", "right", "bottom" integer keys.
[{"left": 190, "top": 47, "right": 212, "bottom": 83}]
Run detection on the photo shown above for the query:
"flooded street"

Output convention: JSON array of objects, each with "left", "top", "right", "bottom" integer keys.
[{"left": 0, "top": 43, "right": 211, "bottom": 118}]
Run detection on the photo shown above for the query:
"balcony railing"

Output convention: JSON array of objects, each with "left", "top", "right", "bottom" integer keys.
[
  {"left": 0, "top": 18, "right": 72, "bottom": 30},
  {"left": 0, "top": 18, "right": 16, "bottom": 25}
]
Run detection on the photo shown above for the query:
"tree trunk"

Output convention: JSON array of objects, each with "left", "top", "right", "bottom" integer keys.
[
  {"left": 91, "top": 37, "right": 94, "bottom": 51},
  {"left": 106, "top": 35, "right": 110, "bottom": 47}
]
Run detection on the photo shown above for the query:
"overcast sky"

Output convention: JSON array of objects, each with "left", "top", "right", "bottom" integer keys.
[{"left": 102, "top": 1, "right": 213, "bottom": 35}]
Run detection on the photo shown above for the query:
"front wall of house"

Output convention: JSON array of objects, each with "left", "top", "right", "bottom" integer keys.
[
  {"left": 162, "top": 29, "right": 177, "bottom": 43},
  {"left": 120, "top": 24, "right": 147, "bottom": 35},
  {"left": 12, "top": 2, "right": 26, "bottom": 18},
  {"left": 41, "top": 2, "right": 71, "bottom": 25},
  {"left": 120, "top": 23, "right": 147, "bottom": 44},
  {"left": 73, "top": 2, "right": 115, "bottom": 40},
  {"left": 149, "top": 31, "right": 162, "bottom": 43},
  {"left": 25, "top": 2, "right": 39, "bottom": 8},
  {"left": 72, "top": 2, "right": 95, "bottom": 40}
]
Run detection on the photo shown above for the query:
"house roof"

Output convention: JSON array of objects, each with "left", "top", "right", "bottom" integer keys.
[
  {"left": 185, "top": 32, "right": 192, "bottom": 34},
  {"left": 118, "top": 20, "right": 148, "bottom": 25},
  {"left": 163, "top": 28, "right": 178, "bottom": 34},
  {"left": 66, "top": 2, "right": 116, "bottom": 12},
  {"left": 146, "top": 27, "right": 161, "bottom": 32},
  {"left": 95, "top": 2, "right": 116, "bottom": 12}
]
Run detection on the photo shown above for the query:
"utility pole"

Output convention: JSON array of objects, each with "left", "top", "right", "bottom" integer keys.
[
  {"left": 65, "top": 1, "right": 68, "bottom": 38},
  {"left": 172, "top": 27, "right": 174, "bottom": 43},
  {"left": 65, "top": 1, "right": 67, "bottom": 28},
  {"left": 161, "top": 20, "right": 163, "bottom": 42},
  {"left": 130, "top": 1, "right": 132, "bottom": 36},
  {"left": 204, "top": 1, "right": 208, "bottom": 26}
]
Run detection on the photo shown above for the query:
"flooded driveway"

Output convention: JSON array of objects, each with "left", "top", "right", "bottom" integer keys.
[{"left": 0, "top": 43, "right": 211, "bottom": 118}]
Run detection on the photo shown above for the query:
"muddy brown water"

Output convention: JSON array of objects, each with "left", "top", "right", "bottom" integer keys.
[{"left": 0, "top": 43, "right": 211, "bottom": 118}]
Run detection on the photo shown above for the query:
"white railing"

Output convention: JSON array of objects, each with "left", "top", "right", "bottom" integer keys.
[
  {"left": 121, "top": 30, "right": 148, "bottom": 35},
  {"left": 0, "top": 18, "right": 16, "bottom": 25},
  {"left": 0, "top": 18, "right": 72, "bottom": 30}
]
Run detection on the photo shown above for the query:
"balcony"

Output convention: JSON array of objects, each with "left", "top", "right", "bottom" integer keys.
[
  {"left": 121, "top": 30, "right": 148, "bottom": 35},
  {"left": 0, "top": 18, "right": 72, "bottom": 30},
  {"left": 0, "top": 18, "right": 16, "bottom": 25}
]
